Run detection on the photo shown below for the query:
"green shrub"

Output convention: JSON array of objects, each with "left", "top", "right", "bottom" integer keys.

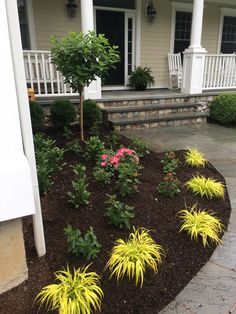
[
  {"left": 66, "top": 139, "right": 82, "bottom": 155},
  {"left": 161, "top": 151, "right": 179, "bottom": 174},
  {"left": 62, "top": 126, "right": 72, "bottom": 140},
  {"left": 84, "top": 136, "right": 105, "bottom": 161},
  {"left": 129, "top": 137, "right": 149, "bottom": 157},
  {"left": 72, "top": 163, "right": 86, "bottom": 177},
  {"left": 29, "top": 101, "right": 44, "bottom": 132},
  {"left": 68, "top": 178, "right": 90, "bottom": 208},
  {"left": 34, "top": 133, "right": 65, "bottom": 195},
  {"left": 116, "top": 161, "right": 142, "bottom": 197},
  {"left": 93, "top": 166, "right": 113, "bottom": 185},
  {"left": 83, "top": 99, "right": 102, "bottom": 130},
  {"left": 210, "top": 94, "right": 236, "bottom": 124},
  {"left": 64, "top": 225, "right": 101, "bottom": 260},
  {"left": 157, "top": 173, "right": 181, "bottom": 197},
  {"left": 104, "top": 194, "right": 135, "bottom": 229},
  {"left": 105, "top": 131, "right": 122, "bottom": 149},
  {"left": 50, "top": 99, "right": 76, "bottom": 128}
]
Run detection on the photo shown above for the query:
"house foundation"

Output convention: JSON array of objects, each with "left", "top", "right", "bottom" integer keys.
[{"left": 0, "top": 219, "right": 28, "bottom": 294}]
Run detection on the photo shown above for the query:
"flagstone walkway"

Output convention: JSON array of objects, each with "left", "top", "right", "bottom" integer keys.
[{"left": 122, "top": 123, "right": 236, "bottom": 314}]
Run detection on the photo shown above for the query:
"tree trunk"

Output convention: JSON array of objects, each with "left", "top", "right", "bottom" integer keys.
[{"left": 79, "top": 87, "right": 84, "bottom": 141}]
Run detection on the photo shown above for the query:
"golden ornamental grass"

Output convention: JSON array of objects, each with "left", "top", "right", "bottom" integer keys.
[
  {"left": 185, "top": 175, "right": 224, "bottom": 199},
  {"left": 105, "top": 227, "right": 164, "bottom": 287},
  {"left": 178, "top": 204, "right": 224, "bottom": 247},
  {"left": 185, "top": 148, "right": 207, "bottom": 168},
  {"left": 35, "top": 265, "right": 103, "bottom": 314}
]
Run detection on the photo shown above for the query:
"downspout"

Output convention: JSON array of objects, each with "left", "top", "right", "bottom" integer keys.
[{"left": 5, "top": 0, "right": 46, "bottom": 257}]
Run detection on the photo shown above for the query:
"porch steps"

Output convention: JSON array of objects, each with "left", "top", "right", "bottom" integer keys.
[{"left": 101, "top": 102, "right": 209, "bottom": 130}]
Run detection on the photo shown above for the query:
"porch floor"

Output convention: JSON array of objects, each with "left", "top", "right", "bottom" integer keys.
[{"left": 100, "top": 88, "right": 235, "bottom": 101}]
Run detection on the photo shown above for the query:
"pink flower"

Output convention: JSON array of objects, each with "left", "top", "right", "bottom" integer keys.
[
  {"left": 110, "top": 155, "right": 120, "bottom": 165},
  {"left": 101, "top": 154, "right": 109, "bottom": 160},
  {"left": 101, "top": 161, "right": 107, "bottom": 167}
]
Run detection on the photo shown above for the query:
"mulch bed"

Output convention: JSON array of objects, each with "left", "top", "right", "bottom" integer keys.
[{"left": 0, "top": 126, "right": 231, "bottom": 314}]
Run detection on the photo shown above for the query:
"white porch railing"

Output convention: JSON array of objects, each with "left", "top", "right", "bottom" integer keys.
[
  {"left": 23, "top": 50, "right": 79, "bottom": 97},
  {"left": 203, "top": 54, "right": 236, "bottom": 90}
]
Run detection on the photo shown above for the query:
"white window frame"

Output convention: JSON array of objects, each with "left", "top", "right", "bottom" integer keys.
[
  {"left": 125, "top": 12, "right": 136, "bottom": 85},
  {"left": 170, "top": 1, "right": 193, "bottom": 53},
  {"left": 217, "top": 7, "right": 236, "bottom": 54}
]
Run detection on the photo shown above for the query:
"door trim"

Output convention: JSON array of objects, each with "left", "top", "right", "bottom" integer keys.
[{"left": 94, "top": 5, "right": 137, "bottom": 86}]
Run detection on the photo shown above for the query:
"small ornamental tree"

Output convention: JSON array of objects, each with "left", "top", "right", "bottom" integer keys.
[{"left": 51, "top": 31, "right": 120, "bottom": 140}]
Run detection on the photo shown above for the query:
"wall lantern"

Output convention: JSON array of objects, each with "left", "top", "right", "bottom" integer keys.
[
  {"left": 147, "top": 0, "right": 156, "bottom": 23},
  {"left": 66, "top": 0, "right": 78, "bottom": 18}
]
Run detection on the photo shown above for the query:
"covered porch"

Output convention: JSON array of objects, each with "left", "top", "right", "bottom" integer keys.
[{"left": 19, "top": 0, "right": 236, "bottom": 99}]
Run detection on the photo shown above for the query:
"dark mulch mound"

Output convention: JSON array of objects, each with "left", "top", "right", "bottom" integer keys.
[{"left": 0, "top": 127, "right": 231, "bottom": 314}]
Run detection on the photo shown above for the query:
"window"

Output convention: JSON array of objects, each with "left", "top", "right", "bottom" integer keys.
[
  {"left": 221, "top": 16, "right": 236, "bottom": 53},
  {"left": 17, "top": 0, "right": 30, "bottom": 49},
  {"left": 174, "top": 11, "right": 192, "bottom": 54},
  {"left": 93, "top": 0, "right": 135, "bottom": 9},
  {"left": 127, "top": 17, "right": 134, "bottom": 75}
]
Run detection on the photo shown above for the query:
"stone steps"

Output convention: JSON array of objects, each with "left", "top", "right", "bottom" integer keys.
[
  {"left": 109, "top": 112, "right": 209, "bottom": 130},
  {"left": 101, "top": 101, "right": 209, "bottom": 131},
  {"left": 102, "top": 103, "right": 199, "bottom": 120}
]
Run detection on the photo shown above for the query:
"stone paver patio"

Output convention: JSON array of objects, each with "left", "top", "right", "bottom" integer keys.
[{"left": 121, "top": 123, "right": 236, "bottom": 314}]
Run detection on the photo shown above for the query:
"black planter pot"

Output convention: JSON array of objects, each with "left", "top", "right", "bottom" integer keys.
[{"left": 135, "top": 84, "right": 147, "bottom": 91}]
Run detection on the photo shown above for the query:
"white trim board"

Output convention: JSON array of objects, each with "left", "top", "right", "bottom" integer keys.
[
  {"left": 217, "top": 7, "right": 236, "bottom": 53},
  {"left": 170, "top": 2, "right": 193, "bottom": 53},
  {"left": 26, "top": 0, "right": 37, "bottom": 49},
  {"left": 206, "top": 0, "right": 236, "bottom": 5}
]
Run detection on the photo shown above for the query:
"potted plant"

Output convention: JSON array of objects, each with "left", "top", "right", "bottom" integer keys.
[{"left": 129, "top": 66, "right": 155, "bottom": 91}]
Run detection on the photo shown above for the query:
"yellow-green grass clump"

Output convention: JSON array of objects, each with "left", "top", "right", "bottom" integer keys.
[
  {"left": 178, "top": 203, "right": 224, "bottom": 247},
  {"left": 35, "top": 265, "right": 103, "bottom": 314},
  {"left": 105, "top": 227, "right": 164, "bottom": 287},
  {"left": 185, "top": 148, "right": 207, "bottom": 168},
  {"left": 185, "top": 175, "right": 224, "bottom": 199}
]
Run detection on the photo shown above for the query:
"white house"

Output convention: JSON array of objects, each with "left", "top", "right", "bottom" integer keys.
[{"left": 18, "top": 0, "right": 236, "bottom": 99}]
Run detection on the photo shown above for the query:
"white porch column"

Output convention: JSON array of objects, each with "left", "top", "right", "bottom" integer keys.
[
  {"left": 181, "top": 0, "right": 207, "bottom": 94},
  {"left": 6, "top": 0, "right": 45, "bottom": 257},
  {"left": 80, "top": 0, "right": 102, "bottom": 99}
]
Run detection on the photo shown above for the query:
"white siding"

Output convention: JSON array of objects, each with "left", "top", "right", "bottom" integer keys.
[
  {"left": 32, "top": 0, "right": 81, "bottom": 50},
  {"left": 30, "top": 0, "right": 236, "bottom": 87}
]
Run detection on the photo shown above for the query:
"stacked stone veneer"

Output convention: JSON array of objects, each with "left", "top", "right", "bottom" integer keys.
[
  {"left": 96, "top": 95, "right": 213, "bottom": 111},
  {"left": 98, "top": 95, "right": 212, "bottom": 131},
  {"left": 39, "top": 94, "right": 213, "bottom": 129}
]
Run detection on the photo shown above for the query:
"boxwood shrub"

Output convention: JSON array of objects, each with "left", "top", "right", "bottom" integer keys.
[
  {"left": 210, "top": 93, "right": 236, "bottom": 124},
  {"left": 50, "top": 99, "right": 76, "bottom": 128},
  {"left": 29, "top": 100, "right": 44, "bottom": 132},
  {"left": 83, "top": 99, "right": 102, "bottom": 130}
]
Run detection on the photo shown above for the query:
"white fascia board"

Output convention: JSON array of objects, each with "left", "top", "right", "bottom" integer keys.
[
  {"left": 0, "top": 156, "right": 35, "bottom": 222},
  {"left": 0, "top": 0, "right": 35, "bottom": 222},
  {"left": 207, "top": 0, "right": 236, "bottom": 6},
  {"left": 172, "top": 1, "right": 193, "bottom": 11},
  {"left": 220, "top": 7, "right": 236, "bottom": 16}
]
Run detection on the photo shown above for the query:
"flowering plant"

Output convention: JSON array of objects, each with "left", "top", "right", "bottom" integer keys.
[
  {"left": 96, "top": 147, "right": 142, "bottom": 197},
  {"left": 100, "top": 147, "right": 139, "bottom": 169}
]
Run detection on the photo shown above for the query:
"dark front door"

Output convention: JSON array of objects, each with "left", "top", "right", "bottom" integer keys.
[{"left": 96, "top": 10, "right": 124, "bottom": 85}]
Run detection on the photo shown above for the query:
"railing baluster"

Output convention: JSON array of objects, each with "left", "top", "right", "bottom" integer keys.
[
  {"left": 48, "top": 53, "right": 54, "bottom": 95},
  {"left": 27, "top": 53, "right": 34, "bottom": 90},
  {"left": 34, "top": 53, "right": 41, "bottom": 95},
  {"left": 41, "top": 53, "right": 48, "bottom": 95}
]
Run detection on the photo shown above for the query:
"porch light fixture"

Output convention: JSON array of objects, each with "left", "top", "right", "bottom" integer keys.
[
  {"left": 66, "top": 0, "right": 78, "bottom": 18},
  {"left": 147, "top": 0, "right": 156, "bottom": 23}
]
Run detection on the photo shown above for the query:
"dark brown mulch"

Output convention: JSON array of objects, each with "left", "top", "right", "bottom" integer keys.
[{"left": 0, "top": 127, "right": 231, "bottom": 314}]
